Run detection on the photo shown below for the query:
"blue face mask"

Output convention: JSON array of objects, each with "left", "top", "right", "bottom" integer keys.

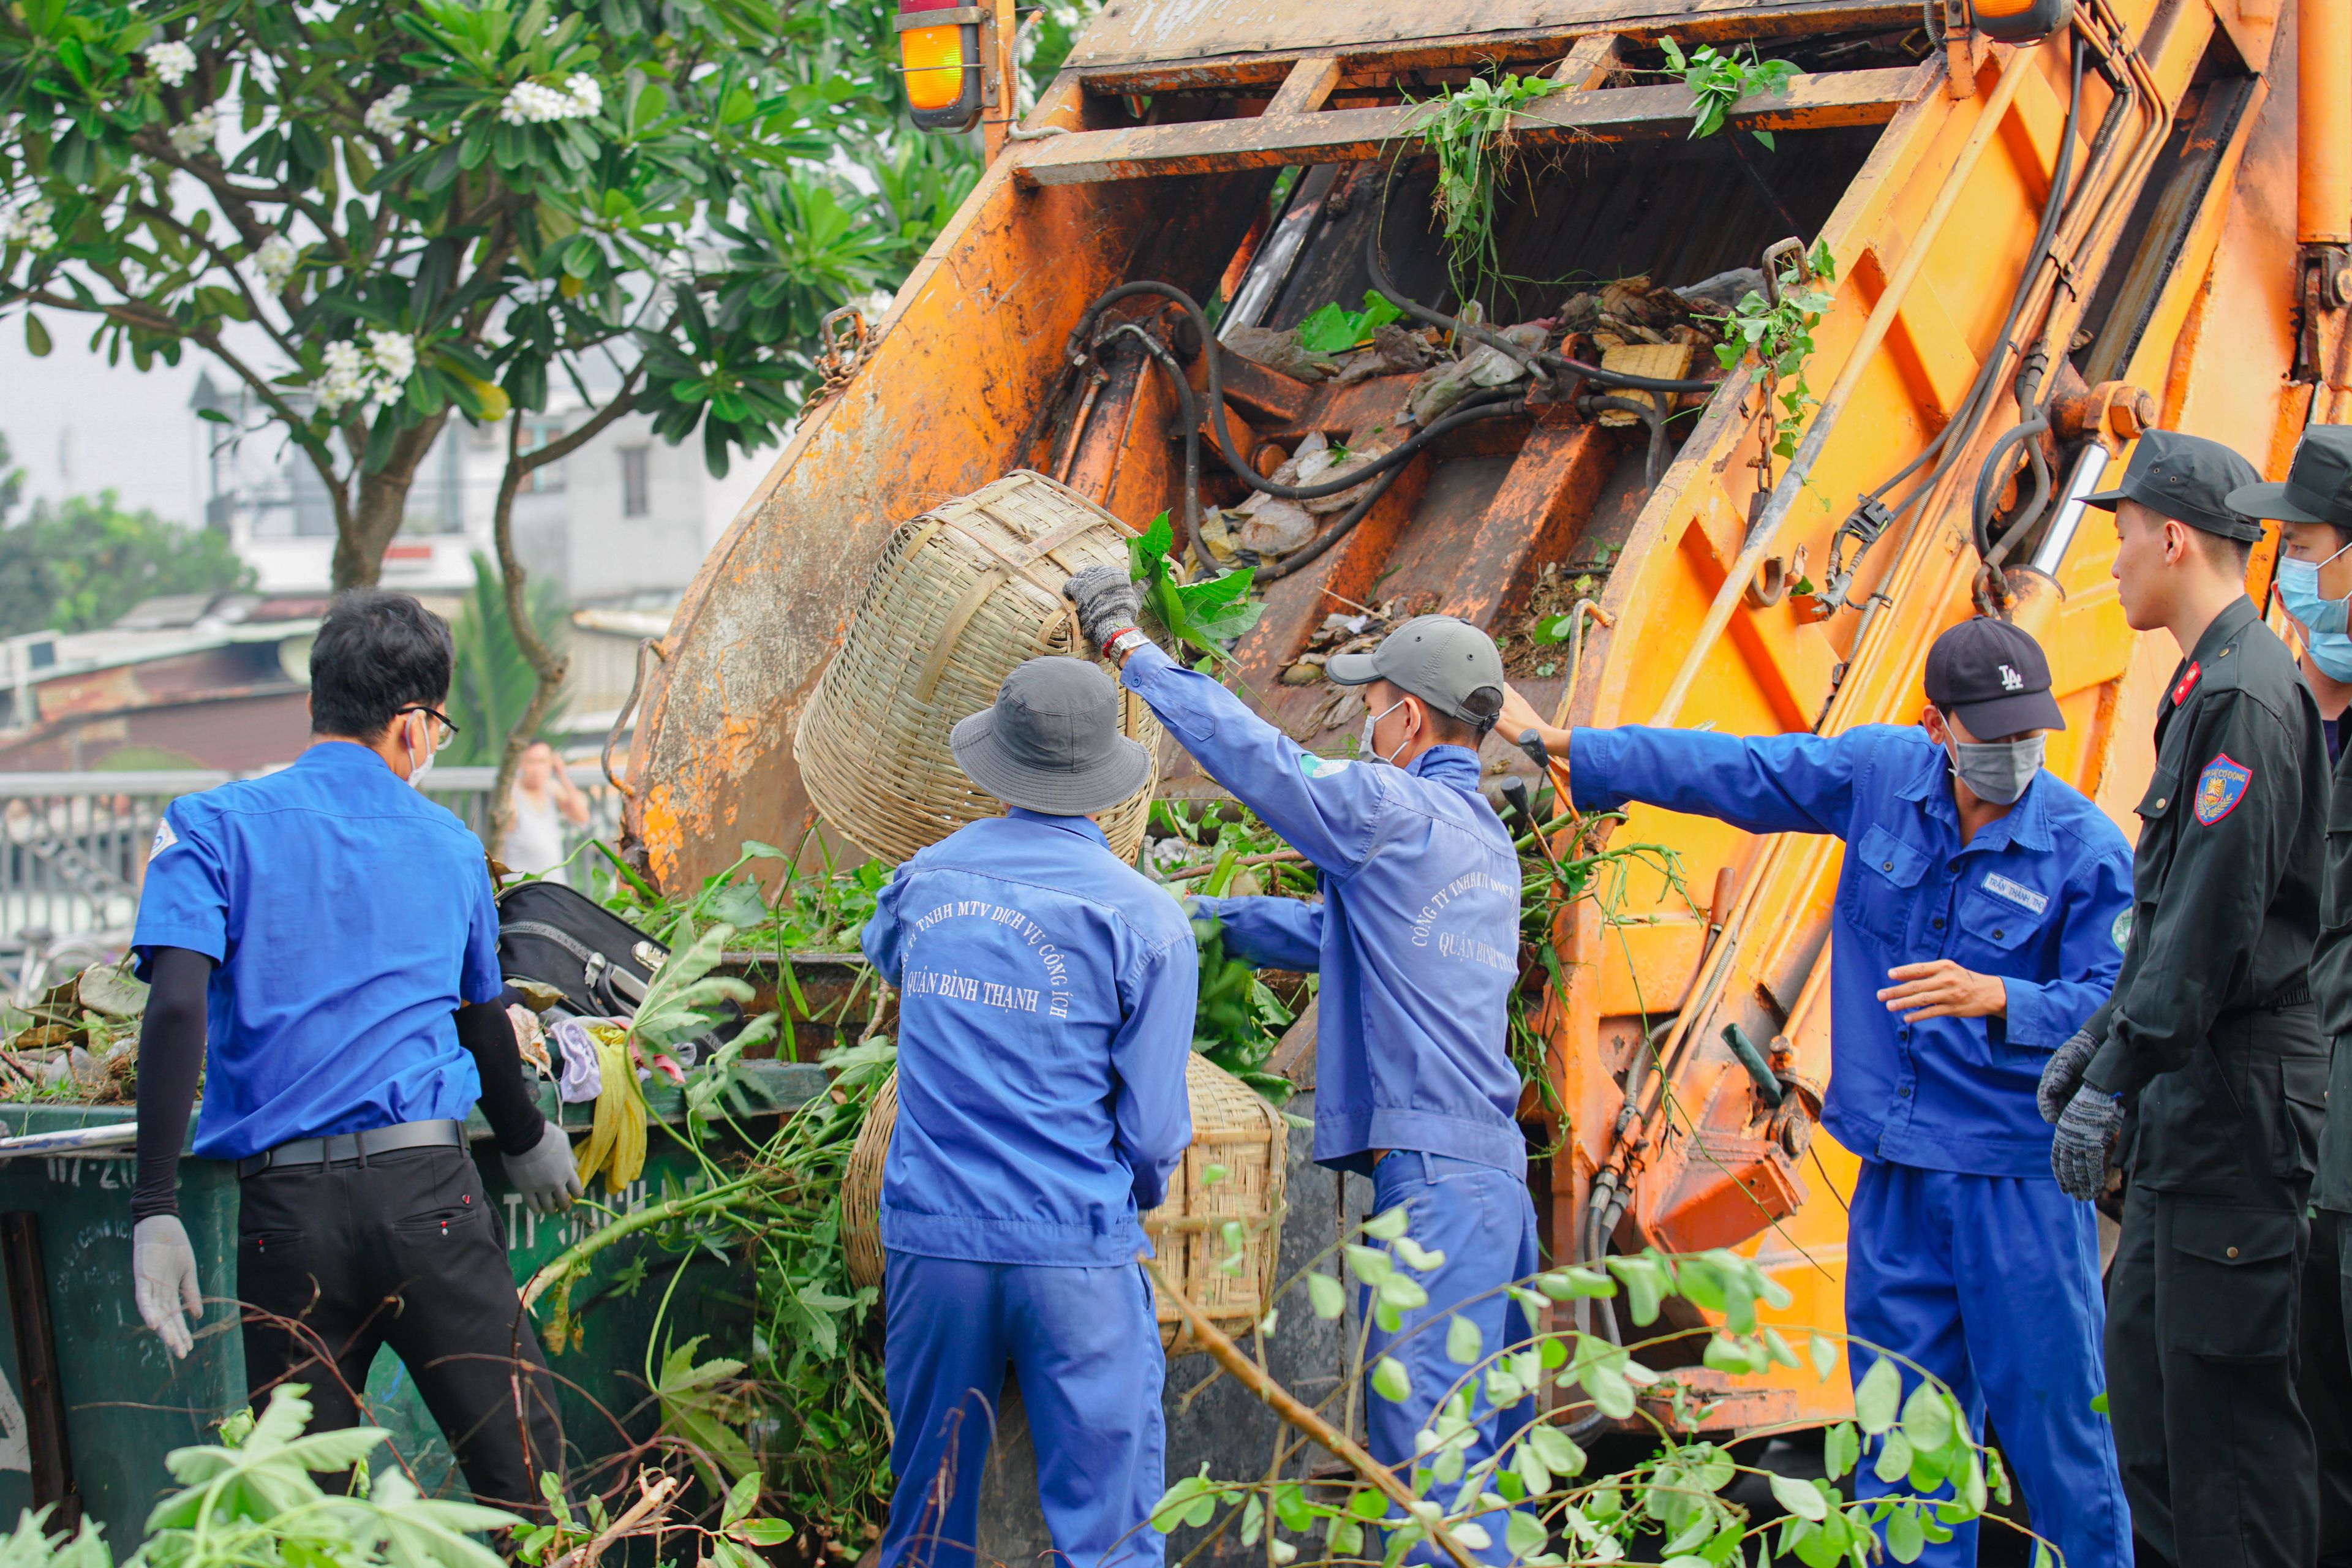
[{"left": 2278, "top": 544, "right": 2352, "bottom": 680}]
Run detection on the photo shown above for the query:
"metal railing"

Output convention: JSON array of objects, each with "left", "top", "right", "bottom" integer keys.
[{"left": 0, "top": 766, "right": 622, "bottom": 951}]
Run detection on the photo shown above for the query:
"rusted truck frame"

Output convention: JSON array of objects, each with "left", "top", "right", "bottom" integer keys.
[{"left": 622, "top": 0, "right": 2344, "bottom": 1431}]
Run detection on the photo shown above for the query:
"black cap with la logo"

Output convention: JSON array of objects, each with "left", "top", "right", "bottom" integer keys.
[{"left": 1925, "top": 618, "right": 2067, "bottom": 739}]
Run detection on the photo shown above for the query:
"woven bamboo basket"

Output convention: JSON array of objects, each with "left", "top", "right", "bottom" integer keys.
[
  {"left": 794, "top": 470, "right": 1162, "bottom": 864},
  {"left": 840, "top": 1052, "right": 1289, "bottom": 1354}
]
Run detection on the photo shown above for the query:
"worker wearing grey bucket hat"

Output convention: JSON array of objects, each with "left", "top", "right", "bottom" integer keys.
[
  {"left": 948, "top": 655, "right": 1155, "bottom": 813},
  {"left": 863, "top": 652, "right": 1196, "bottom": 1568}
]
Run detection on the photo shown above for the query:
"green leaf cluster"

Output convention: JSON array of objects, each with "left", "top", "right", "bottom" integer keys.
[
  {"left": 1659, "top": 37, "right": 1798, "bottom": 148},
  {"left": 1411, "top": 70, "right": 1562, "bottom": 303},
  {"left": 1294, "top": 290, "right": 1401, "bottom": 355},
  {"left": 1126, "top": 510, "right": 1264, "bottom": 657},
  {"left": 1706, "top": 238, "right": 1838, "bottom": 462}
]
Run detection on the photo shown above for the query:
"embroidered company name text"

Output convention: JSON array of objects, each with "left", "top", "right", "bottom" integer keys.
[{"left": 906, "top": 899, "right": 1075, "bottom": 1018}]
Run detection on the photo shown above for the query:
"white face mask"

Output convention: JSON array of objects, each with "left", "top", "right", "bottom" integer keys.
[
  {"left": 405, "top": 714, "right": 438, "bottom": 789},
  {"left": 1360, "top": 697, "right": 1409, "bottom": 765}
]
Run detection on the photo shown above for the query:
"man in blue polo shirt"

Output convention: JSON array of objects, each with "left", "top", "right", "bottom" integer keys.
[
  {"left": 1505, "top": 617, "right": 2131, "bottom": 1566},
  {"left": 127, "top": 590, "right": 581, "bottom": 1512},
  {"left": 1063, "top": 568, "right": 1532, "bottom": 1550},
  {"left": 862, "top": 656, "right": 1196, "bottom": 1568}
]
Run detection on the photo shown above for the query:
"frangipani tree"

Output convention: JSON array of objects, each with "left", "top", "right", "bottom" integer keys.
[{"left": 0, "top": 0, "right": 977, "bottom": 820}]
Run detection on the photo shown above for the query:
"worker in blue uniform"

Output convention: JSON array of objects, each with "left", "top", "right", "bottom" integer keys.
[
  {"left": 1502, "top": 617, "right": 2132, "bottom": 1568},
  {"left": 861, "top": 656, "right": 1197, "bottom": 1568},
  {"left": 1063, "top": 570, "right": 1533, "bottom": 1545},
  {"left": 127, "top": 590, "right": 577, "bottom": 1512}
]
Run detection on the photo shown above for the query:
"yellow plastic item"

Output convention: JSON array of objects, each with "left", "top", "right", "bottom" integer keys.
[{"left": 575, "top": 1025, "right": 648, "bottom": 1194}]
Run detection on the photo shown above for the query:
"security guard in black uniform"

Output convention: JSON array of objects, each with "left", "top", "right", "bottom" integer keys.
[
  {"left": 2037, "top": 429, "right": 2329, "bottom": 1568},
  {"left": 2234, "top": 423, "right": 2352, "bottom": 1567}
]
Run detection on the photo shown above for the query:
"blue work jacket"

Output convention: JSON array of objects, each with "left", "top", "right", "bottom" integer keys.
[
  {"left": 129, "top": 741, "right": 505, "bottom": 1159},
  {"left": 1123, "top": 646, "right": 1525, "bottom": 1180},
  {"left": 1570, "top": 724, "right": 2133, "bottom": 1179},
  {"left": 860, "top": 809, "right": 1197, "bottom": 1267}
]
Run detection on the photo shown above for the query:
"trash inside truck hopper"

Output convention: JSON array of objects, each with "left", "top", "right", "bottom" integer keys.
[{"left": 623, "top": 0, "right": 2340, "bottom": 1430}]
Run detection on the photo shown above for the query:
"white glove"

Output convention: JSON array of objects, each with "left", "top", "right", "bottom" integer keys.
[
  {"left": 134, "top": 1215, "right": 203, "bottom": 1359},
  {"left": 502, "top": 1118, "right": 584, "bottom": 1216}
]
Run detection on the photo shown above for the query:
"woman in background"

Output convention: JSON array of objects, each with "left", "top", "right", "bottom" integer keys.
[{"left": 503, "top": 739, "right": 590, "bottom": 881}]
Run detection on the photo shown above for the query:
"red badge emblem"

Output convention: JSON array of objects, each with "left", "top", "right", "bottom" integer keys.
[
  {"left": 2193, "top": 753, "right": 2252, "bottom": 825},
  {"left": 2171, "top": 662, "right": 2201, "bottom": 707}
]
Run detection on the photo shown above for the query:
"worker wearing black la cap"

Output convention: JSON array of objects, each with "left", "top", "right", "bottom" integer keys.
[
  {"left": 2230, "top": 423, "right": 2352, "bottom": 1567},
  {"left": 2037, "top": 429, "right": 2329, "bottom": 1568}
]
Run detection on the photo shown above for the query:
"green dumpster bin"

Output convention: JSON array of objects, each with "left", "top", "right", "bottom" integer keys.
[{"left": 0, "top": 1060, "right": 826, "bottom": 1551}]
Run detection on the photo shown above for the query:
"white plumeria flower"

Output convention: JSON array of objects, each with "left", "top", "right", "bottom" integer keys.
[
  {"left": 145, "top": 41, "right": 196, "bottom": 89},
  {"left": 1, "top": 197, "right": 57, "bottom": 251},
  {"left": 255, "top": 235, "right": 300, "bottom": 292},
  {"left": 499, "top": 73, "right": 602, "bottom": 124},
  {"left": 313, "top": 337, "right": 372, "bottom": 416},
  {"left": 366, "top": 328, "right": 416, "bottom": 383},
  {"left": 167, "top": 100, "right": 230, "bottom": 159},
  {"left": 364, "top": 85, "right": 410, "bottom": 138}
]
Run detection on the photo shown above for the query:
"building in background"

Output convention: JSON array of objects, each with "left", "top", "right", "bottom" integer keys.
[
  {"left": 0, "top": 592, "right": 319, "bottom": 771},
  {"left": 192, "top": 374, "right": 740, "bottom": 613}
]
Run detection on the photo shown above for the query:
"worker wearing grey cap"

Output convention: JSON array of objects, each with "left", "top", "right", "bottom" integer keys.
[
  {"left": 2231, "top": 422, "right": 2352, "bottom": 1564},
  {"left": 1064, "top": 568, "right": 1532, "bottom": 1562},
  {"left": 2038, "top": 428, "right": 2329, "bottom": 1568}
]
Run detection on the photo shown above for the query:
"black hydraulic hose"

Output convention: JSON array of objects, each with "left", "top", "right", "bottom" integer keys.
[
  {"left": 1360, "top": 225, "right": 1722, "bottom": 396},
  {"left": 1058, "top": 281, "right": 1526, "bottom": 507},
  {"left": 1973, "top": 353, "right": 2055, "bottom": 567},
  {"left": 1107, "top": 322, "right": 1208, "bottom": 575},
  {"left": 1582, "top": 395, "right": 1670, "bottom": 489},
  {"left": 1250, "top": 396, "right": 1527, "bottom": 582}
]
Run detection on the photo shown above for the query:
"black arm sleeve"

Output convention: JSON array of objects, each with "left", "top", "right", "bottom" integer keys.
[
  {"left": 132, "top": 947, "right": 214, "bottom": 1221},
  {"left": 456, "top": 1000, "right": 547, "bottom": 1156}
]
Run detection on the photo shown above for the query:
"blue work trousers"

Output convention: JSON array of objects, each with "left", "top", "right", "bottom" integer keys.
[
  {"left": 878, "top": 1253, "right": 1167, "bottom": 1568},
  {"left": 1362, "top": 1153, "right": 1541, "bottom": 1563},
  {"left": 1845, "top": 1159, "right": 2130, "bottom": 1567}
]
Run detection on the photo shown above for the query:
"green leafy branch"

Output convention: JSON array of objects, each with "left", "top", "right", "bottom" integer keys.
[
  {"left": 1412, "top": 71, "right": 1564, "bottom": 304},
  {"left": 1128, "top": 510, "right": 1264, "bottom": 659},
  {"left": 1707, "top": 238, "right": 1838, "bottom": 465},
  {"left": 1154, "top": 1204, "right": 2052, "bottom": 1568},
  {"left": 1659, "top": 37, "right": 1798, "bottom": 148}
]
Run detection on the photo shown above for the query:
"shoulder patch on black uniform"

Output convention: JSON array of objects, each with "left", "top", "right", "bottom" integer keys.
[{"left": 2192, "top": 753, "right": 2253, "bottom": 824}]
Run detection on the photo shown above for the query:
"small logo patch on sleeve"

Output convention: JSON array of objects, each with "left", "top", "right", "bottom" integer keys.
[
  {"left": 1298, "top": 753, "right": 1352, "bottom": 780},
  {"left": 2111, "top": 908, "right": 2132, "bottom": 952},
  {"left": 2192, "top": 753, "right": 2252, "bottom": 825},
  {"left": 1981, "top": 872, "right": 2049, "bottom": 916},
  {"left": 149, "top": 817, "right": 179, "bottom": 855}
]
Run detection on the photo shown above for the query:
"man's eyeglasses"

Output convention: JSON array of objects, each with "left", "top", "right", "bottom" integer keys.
[{"left": 397, "top": 706, "right": 461, "bottom": 747}]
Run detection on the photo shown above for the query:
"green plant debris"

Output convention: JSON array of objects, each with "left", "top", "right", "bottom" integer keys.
[
  {"left": 1659, "top": 37, "right": 1798, "bottom": 148},
  {"left": 1414, "top": 71, "right": 1565, "bottom": 303},
  {"left": 1294, "top": 290, "right": 1403, "bottom": 355},
  {"left": 1128, "top": 511, "right": 1265, "bottom": 656},
  {"left": 1707, "top": 239, "right": 1838, "bottom": 466}
]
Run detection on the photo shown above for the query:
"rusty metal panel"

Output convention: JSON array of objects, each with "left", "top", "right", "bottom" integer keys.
[
  {"left": 1066, "top": 0, "right": 1920, "bottom": 75},
  {"left": 1014, "top": 66, "right": 1927, "bottom": 186}
]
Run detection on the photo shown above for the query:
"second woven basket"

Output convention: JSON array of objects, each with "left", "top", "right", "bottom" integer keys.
[{"left": 840, "top": 1053, "right": 1289, "bottom": 1355}]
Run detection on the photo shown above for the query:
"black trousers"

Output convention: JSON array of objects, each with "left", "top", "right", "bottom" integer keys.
[
  {"left": 236, "top": 1144, "right": 563, "bottom": 1513},
  {"left": 2106, "top": 1182, "right": 2316, "bottom": 1567},
  {"left": 2302, "top": 1209, "right": 2352, "bottom": 1567}
]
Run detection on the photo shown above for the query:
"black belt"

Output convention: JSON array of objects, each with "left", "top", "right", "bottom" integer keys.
[
  {"left": 237, "top": 1118, "right": 465, "bottom": 1178},
  {"left": 2266, "top": 979, "right": 2314, "bottom": 1010}
]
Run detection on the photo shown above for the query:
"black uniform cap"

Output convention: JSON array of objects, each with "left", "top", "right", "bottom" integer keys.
[
  {"left": 2225, "top": 424, "right": 2352, "bottom": 528},
  {"left": 1925, "top": 617, "right": 2065, "bottom": 738},
  {"left": 2079, "top": 428, "right": 2264, "bottom": 541}
]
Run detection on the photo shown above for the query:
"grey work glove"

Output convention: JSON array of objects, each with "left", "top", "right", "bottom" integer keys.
[
  {"left": 1063, "top": 565, "right": 1144, "bottom": 655},
  {"left": 502, "top": 1118, "right": 583, "bottom": 1216},
  {"left": 2050, "top": 1086, "right": 2125, "bottom": 1201},
  {"left": 2038, "top": 1028, "right": 2100, "bottom": 1125},
  {"left": 134, "top": 1214, "right": 203, "bottom": 1360}
]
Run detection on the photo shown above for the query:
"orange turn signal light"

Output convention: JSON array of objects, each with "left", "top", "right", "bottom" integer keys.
[{"left": 898, "top": 2, "right": 983, "bottom": 132}]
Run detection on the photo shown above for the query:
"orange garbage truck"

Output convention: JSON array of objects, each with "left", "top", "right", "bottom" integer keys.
[{"left": 617, "top": 0, "right": 2350, "bottom": 1436}]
